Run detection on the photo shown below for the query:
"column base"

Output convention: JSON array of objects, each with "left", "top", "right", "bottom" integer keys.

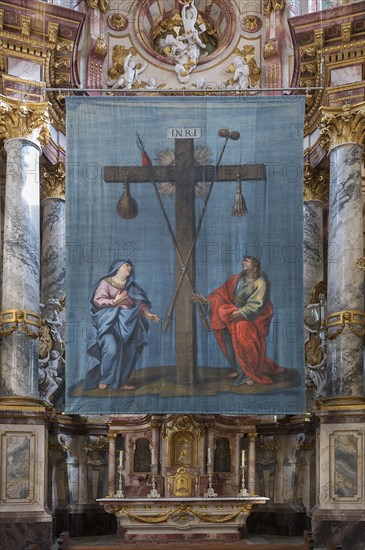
[
  {"left": 316, "top": 396, "right": 365, "bottom": 409},
  {"left": 53, "top": 505, "right": 117, "bottom": 538},
  {"left": 311, "top": 508, "right": 365, "bottom": 550},
  {"left": 0, "top": 511, "right": 53, "bottom": 550},
  {"left": 247, "top": 503, "right": 310, "bottom": 536}
]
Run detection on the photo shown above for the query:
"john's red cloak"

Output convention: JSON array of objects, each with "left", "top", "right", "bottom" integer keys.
[{"left": 208, "top": 274, "right": 285, "bottom": 384}]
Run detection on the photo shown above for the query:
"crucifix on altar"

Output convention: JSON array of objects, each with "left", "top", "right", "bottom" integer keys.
[{"left": 104, "top": 127, "right": 265, "bottom": 387}]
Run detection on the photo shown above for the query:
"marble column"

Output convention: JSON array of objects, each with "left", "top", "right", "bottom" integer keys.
[
  {"left": 40, "top": 162, "right": 66, "bottom": 306},
  {"left": 0, "top": 97, "right": 50, "bottom": 397},
  {"left": 107, "top": 433, "right": 117, "bottom": 497},
  {"left": 303, "top": 164, "right": 326, "bottom": 307},
  {"left": 247, "top": 432, "right": 257, "bottom": 495},
  {"left": 303, "top": 165, "right": 327, "bottom": 404},
  {"left": 320, "top": 103, "right": 365, "bottom": 397}
]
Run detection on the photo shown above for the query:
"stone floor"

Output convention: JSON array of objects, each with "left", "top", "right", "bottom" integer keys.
[{"left": 51, "top": 534, "right": 328, "bottom": 548}]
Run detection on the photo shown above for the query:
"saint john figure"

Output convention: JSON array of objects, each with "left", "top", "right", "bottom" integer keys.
[
  {"left": 84, "top": 259, "right": 160, "bottom": 391},
  {"left": 193, "top": 256, "right": 285, "bottom": 386}
]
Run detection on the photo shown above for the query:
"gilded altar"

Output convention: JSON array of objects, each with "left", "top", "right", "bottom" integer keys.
[
  {"left": 98, "top": 496, "right": 269, "bottom": 541},
  {"left": 101, "top": 414, "right": 267, "bottom": 540}
]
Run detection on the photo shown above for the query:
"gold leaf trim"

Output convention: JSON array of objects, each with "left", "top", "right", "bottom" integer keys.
[
  {"left": 0, "top": 309, "right": 43, "bottom": 339},
  {"left": 41, "top": 162, "right": 65, "bottom": 200},
  {"left": 320, "top": 102, "right": 365, "bottom": 150},
  {"left": 116, "top": 503, "right": 252, "bottom": 524},
  {"left": 0, "top": 96, "right": 50, "bottom": 146},
  {"left": 322, "top": 309, "right": 365, "bottom": 339}
]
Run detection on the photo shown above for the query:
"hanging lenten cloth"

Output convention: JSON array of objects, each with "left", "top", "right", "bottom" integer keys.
[{"left": 65, "top": 96, "right": 306, "bottom": 415}]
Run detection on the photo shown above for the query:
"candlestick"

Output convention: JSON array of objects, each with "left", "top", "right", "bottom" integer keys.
[
  {"left": 147, "top": 473, "right": 161, "bottom": 498},
  {"left": 208, "top": 447, "right": 212, "bottom": 464},
  {"left": 204, "top": 464, "right": 217, "bottom": 498},
  {"left": 241, "top": 449, "right": 245, "bottom": 468},
  {"left": 151, "top": 448, "right": 155, "bottom": 465},
  {"left": 115, "top": 465, "right": 125, "bottom": 498},
  {"left": 237, "top": 464, "right": 249, "bottom": 498},
  {"left": 119, "top": 450, "right": 123, "bottom": 467}
]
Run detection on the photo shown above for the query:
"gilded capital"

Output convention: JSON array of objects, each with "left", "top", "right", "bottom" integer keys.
[
  {"left": 41, "top": 162, "right": 65, "bottom": 200},
  {"left": 303, "top": 163, "right": 328, "bottom": 203},
  {"left": 0, "top": 96, "right": 50, "bottom": 148},
  {"left": 108, "top": 433, "right": 117, "bottom": 441},
  {"left": 247, "top": 432, "right": 258, "bottom": 441},
  {"left": 86, "top": 0, "right": 110, "bottom": 12},
  {"left": 263, "top": 0, "right": 285, "bottom": 16},
  {"left": 320, "top": 102, "right": 365, "bottom": 151}
]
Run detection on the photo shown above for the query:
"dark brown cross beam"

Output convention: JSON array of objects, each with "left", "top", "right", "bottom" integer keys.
[{"left": 104, "top": 138, "right": 265, "bottom": 387}]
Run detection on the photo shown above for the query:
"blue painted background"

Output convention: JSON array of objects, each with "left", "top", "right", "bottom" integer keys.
[{"left": 65, "top": 96, "right": 305, "bottom": 415}]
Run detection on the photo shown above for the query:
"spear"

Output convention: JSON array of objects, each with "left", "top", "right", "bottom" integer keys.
[
  {"left": 136, "top": 133, "right": 210, "bottom": 331},
  {"left": 163, "top": 128, "right": 240, "bottom": 332}
]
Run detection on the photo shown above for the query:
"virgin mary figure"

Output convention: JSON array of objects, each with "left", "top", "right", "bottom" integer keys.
[{"left": 84, "top": 259, "right": 159, "bottom": 391}]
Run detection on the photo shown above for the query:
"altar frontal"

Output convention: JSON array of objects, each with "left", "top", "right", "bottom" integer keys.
[{"left": 65, "top": 96, "right": 305, "bottom": 415}]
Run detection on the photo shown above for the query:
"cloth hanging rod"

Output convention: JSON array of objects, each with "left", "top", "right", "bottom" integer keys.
[{"left": 43, "top": 86, "right": 323, "bottom": 93}]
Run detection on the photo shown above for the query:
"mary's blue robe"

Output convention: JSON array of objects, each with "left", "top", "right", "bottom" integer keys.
[{"left": 84, "top": 260, "right": 151, "bottom": 390}]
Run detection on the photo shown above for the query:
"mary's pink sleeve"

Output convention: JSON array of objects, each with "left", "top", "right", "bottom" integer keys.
[{"left": 93, "top": 280, "right": 115, "bottom": 307}]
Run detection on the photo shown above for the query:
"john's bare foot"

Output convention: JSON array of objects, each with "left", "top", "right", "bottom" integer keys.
[
  {"left": 245, "top": 379, "right": 255, "bottom": 386},
  {"left": 228, "top": 372, "right": 238, "bottom": 378},
  {"left": 120, "top": 384, "right": 135, "bottom": 390},
  {"left": 98, "top": 383, "right": 108, "bottom": 390}
]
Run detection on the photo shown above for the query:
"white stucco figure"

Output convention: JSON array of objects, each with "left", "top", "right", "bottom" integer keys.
[
  {"left": 231, "top": 55, "right": 250, "bottom": 90},
  {"left": 181, "top": 0, "right": 206, "bottom": 49},
  {"left": 174, "top": 43, "right": 200, "bottom": 83},
  {"left": 109, "top": 52, "right": 147, "bottom": 90}
]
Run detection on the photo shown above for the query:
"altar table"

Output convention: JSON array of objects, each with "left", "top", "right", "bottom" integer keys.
[{"left": 98, "top": 496, "right": 269, "bottom": 541}]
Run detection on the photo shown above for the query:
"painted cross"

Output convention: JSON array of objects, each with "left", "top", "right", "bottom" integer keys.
[{"left": 104, "top": 130, "right": 265, "bottom": 386}]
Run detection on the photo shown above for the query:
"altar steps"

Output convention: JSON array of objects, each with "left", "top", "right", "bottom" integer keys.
[{"left": 54, "top": 530, "right": 315, "bottom": 550}]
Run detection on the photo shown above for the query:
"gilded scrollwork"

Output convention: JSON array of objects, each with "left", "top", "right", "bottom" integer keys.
[
  {"left": 0, "top": 309, "right": 43, "bottom": 338},
  {"left": 320, "top": 102, "right": 365, "bottom": 150},
  {"left": 241, "top": 15, "right": 262, "bottom": 33},
  {"left": 108, "top": 14, "right": 128, "bottom": 31},
  {"left": 48, "top": 22, "right": 59, "bottom": 43},
  {"left": 39, "top": 321, "right": 53, "bottom": 359},
  {"left": 0, "top": 97, "right": 50, "bottom": 147},
  {"left": 323, "top": 309, "right": 365, "bottom": 339},
  {"left": 54, "top": 57, "right": 70, "bottom": 69},
  {"left": 263, "top": 0, "right": 286, "bottom": 16},
  {"left": 341, "top": 22, "right": 351, "bottom": 44},
  {"left": 300, "top": 46, "right": 316, "bottom": 59},
  {"left": 54, "top": 74, "right": 70, "bottom": 85},
  {"left": 263, "top": 41, "right": 278, "bottom": 59},
  {"left": 112, "top": 503, "right": 252, "bottom": 524},
  {"left": 117, "top": 505, "right": 175, "bottom": 523},
  {"left": 86, "top": 0, "right": 109, "bottom": 12},
  {"left": 41, "top": 162, "right": 65, "bottom": 200},
  {"left": 92, "top": 37, "right": 108, "bottom": 59},
  {"left": 21, "top": 15, "right": 31, "bottom": 36},
  {"left": 314, "top": 29, "right": 324, "bottom": 51},
  {"left": 303, "top": 163, "right": 328, "bottom": 203},
  {"left": 56, "top": 40, "right": 73, "bottom": 52}
]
